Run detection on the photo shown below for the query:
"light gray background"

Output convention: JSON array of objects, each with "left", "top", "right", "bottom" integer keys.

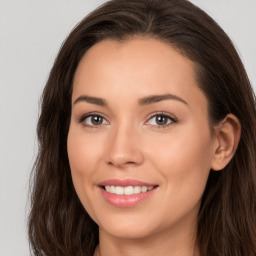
[{"left": 0, "top": 1, "right": 255, "bottom": 255}]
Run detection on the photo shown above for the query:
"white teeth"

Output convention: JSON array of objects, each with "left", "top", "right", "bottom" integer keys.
[
  {"left": 134, "top": 186, "right": 141, "bottom": 194},
  {"left": 124, "top": 186, "right": 133, "bottom": 195},
  {"left": 115, "top": 186, "right": 124, "bottom": 195},
  {"left": 141, "top": 186, "right": 147, "bottom": 193},
  {"left": 110, "top": 186, "right": 116, "bottom": 193},
  {"left": 104, "top": 185, "right": 155, "bottom": 195}
]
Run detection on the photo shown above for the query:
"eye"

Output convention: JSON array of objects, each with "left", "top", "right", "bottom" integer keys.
[
  {"left": 146, "top": 113, "right": 177, "bottom": 127},
  {"left": 79, "top": 114, "right": 109, "bottom": 127}
]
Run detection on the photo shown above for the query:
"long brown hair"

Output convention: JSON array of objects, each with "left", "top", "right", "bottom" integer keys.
[{"left": 28, "top": 0, "right": 256, "bottom": 255}]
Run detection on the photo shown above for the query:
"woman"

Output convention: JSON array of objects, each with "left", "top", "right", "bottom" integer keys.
[{"left": 28, "top": 0, "right": 256, "bottom": 255}]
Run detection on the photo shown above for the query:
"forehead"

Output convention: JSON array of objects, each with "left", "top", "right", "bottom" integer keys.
[{"left": 72, "top": 37, "right": 207, "bottom": 109}]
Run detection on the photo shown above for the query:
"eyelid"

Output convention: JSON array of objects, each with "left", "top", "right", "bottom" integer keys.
[
  {"left": 77, "top": 111, "right": 177, "bottom": 128},
  {"left": 78, "top": 111, "right": 110, "bottom": 127},
  {"left": 145, "top": 111, "right": 178, "bottom": 128}
]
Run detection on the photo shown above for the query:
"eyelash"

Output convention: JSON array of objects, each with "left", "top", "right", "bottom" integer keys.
[
  {"left": 78, "top": 112, "right": 109, "bottom": 128},
  {"left": 146, "top": 111, "right": 178, "bottom": 128},
  {"left": 78, "top": 111, "right": 178, "bottom": 129}
]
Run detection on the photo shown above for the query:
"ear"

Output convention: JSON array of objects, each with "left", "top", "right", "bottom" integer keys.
[{"left": 211, "top": 114, "right": 241, "bottom": 171}]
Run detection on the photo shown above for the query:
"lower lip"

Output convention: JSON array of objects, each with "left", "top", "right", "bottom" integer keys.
[{"left": 99, "top": 187, "right": 157, "bottom": 207}]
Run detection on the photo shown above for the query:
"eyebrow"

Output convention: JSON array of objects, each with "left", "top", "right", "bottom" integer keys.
[
  {"left": 138, "top": 94, "right": 188, "bottom": 106},
  {"left": 73, "top": 93, "right": 188, "bottom": 107},
  {"left": 73, "top": 95, "right": 107, "bottom": 106}
]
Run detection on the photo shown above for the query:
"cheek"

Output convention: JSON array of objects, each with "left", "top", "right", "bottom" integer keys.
[
  {"left": 67, "top": 126, "right": 102, "bottom": 177},
  {"left": 146, "top": 124, "right": 213, "bottom": 203},
  {"left": 67, "top": 127, "right": 101, "bottom": 215},
  {"left": 149, "top": 124, "right": 212, "bottom": 168}
]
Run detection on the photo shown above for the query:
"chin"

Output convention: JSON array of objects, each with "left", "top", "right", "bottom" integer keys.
[
  {"left": 97, "top": 214, "right": 160, "bottom": 240},
  {"left": 101, "top": 225, "right": 156, "bottom": 240}
]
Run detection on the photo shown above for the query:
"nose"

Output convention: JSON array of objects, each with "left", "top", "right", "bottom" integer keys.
[{"left": 105, "top": 124, "right": 144, "bottom": 168}]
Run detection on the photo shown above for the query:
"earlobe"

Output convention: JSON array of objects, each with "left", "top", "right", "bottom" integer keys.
[{"left": 211, "top": 114, "right": 241, "bottom": 171}]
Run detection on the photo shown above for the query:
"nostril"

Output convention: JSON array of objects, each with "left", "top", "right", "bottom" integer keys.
[
  {"left": 125, "top": 161, "right": 137, "bottom": 165},
  {"left": 107, "top": 160, "right": 137, "bottom": 167}
]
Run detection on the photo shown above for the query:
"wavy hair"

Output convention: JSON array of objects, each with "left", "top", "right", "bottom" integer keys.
[{"left": 29, "top": 0, "right": 256, "bottom": 255}]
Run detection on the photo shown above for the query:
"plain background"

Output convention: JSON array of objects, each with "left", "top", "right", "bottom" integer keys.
[{"left": 0, "top": 1, "right": 255, "bottom": 255}]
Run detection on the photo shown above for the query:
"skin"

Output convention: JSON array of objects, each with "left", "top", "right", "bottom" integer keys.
[{"left": 67, "top": 37, "right": 240, "bottom": 256}]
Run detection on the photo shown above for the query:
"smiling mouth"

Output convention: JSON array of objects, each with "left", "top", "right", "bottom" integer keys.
[
  {"left": 98, "top": 180, "right": 159, "bottom": 207},
  {"left": 101, "top": 185, "right": 157, "bottom": 195}
]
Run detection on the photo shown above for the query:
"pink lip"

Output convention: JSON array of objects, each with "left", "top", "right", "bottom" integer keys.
[
  {"left": 98, "top": 179, "right": 158, "bottom": 208},
  {"left": 98, "top": 179, "right": 156, "bottom": 187}
]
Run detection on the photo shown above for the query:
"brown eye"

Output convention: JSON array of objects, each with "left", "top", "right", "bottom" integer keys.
[
  {"left": 155, "top": 115, "right": 169, "bottom": 125},
  {"left": 91, "top": 115, "right": 103, "bottom": 125},
  {"left": 147, "top": 113, "right": 176, "bottom": 127},
  {"left": 82, "top": 114, "right": 108, "bottom": 126}
]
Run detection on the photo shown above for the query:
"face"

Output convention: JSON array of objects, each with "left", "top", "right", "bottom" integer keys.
[{"left": 67, "top": 37, "right": 218, "bottom": 240}]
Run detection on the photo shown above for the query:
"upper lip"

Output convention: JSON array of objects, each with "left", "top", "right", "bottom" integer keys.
[{"left": 98, "top": 179, "right": 157, "bottom": 187}]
